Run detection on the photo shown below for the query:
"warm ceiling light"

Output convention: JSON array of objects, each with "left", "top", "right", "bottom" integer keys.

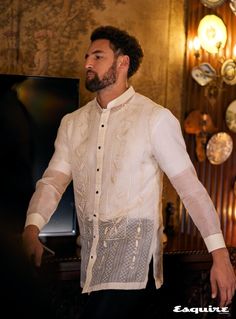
[{"left": 197, "top": 14, "right": 227, "bottom": 54}]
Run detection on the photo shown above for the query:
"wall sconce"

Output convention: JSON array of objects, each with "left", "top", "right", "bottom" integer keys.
[{"left": 189, "top": 14, "right": 236, "bottom": 103}]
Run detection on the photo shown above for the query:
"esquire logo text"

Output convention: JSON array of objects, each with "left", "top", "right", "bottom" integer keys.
[{"left": 173, "top": 305, "right": 229, "bottom": 315}]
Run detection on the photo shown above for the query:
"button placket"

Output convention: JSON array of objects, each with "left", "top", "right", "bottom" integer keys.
[
  {"left": 83, "top": 109, "right": 110, "bottom": 292},
  {"left": 94, "top": 110, "right": 109, "bottom": 206}
]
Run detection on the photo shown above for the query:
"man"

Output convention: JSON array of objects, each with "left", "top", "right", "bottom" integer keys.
[{"left": 22, "top": 26, "right": 236, "bottom": 318}]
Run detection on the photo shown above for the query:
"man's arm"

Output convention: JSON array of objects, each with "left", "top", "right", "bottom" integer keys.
[
  {"left": 170, "top": 168, "right": 236, "bottom": 307},
  {"left": 22, "top": 168, "right": 72, "bottom": 265},
  {"left": 150, "top": 108, "right": 236, "bottom": 306},
  {"left": 22, "top": 115, "right": 72, "bottom": 265}
]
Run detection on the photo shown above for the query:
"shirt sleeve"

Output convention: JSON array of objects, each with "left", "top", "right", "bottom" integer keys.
[
  {"left": 150, "top": 108, "right": 226, "bottom": 252},
  {"left": 25, "top": 115, "right": 72, "bottom": 230}
]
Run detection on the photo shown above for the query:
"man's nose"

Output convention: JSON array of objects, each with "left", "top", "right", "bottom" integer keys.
[{"left": 85, "top": 58, "right": 93, "bottom": 70}]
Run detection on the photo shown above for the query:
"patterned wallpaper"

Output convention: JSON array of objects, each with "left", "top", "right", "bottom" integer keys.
[{"left": 0, "top": 1, "right": 124, "bottom": 74}]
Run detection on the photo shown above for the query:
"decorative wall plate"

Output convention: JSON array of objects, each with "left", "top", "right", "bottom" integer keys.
[
  {"left": 200, "top": 0, "right": 226, "bottom": 8},
  {"left": 191, "top": 63, "right": 216, "bottom": 86},
  {"left": 221, "top": 59, "right": 236, "bottom": 85},
  {"left": 229, "top": 0, "right": 236, "bottom": 15},
  {"left": 206, "top": 132, "right": 233, "bottom": 165},
  {"left": 226, "top": 100, "right": 236, "bottom": 133}
]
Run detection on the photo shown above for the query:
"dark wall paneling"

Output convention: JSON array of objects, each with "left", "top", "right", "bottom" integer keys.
[{"left": 180, "top": 0, "right": 236, "bottom": 249}]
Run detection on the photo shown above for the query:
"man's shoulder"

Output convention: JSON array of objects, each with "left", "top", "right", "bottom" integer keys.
[
  {"left": 62, "top": 99, "right": 95, "bottom": 122},
  {"left": 132, "top": 92, "right": 168, "bottom": 116},
  {"left": 132, "top": 91, "right": 177, "bottom": 125}
]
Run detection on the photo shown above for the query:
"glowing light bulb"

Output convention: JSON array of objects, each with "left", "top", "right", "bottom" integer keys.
[{"left": 193, "top": 37, "right": 201, "bottom": 51}]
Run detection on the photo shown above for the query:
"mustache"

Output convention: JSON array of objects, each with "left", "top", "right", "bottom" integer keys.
[{"left": 86, "top": 70, "right": 96, "bottom": 77}]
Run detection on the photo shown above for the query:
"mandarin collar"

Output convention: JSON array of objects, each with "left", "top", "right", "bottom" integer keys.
[{"left": 95, "top": 86, "right": 135, "bottom": 110}]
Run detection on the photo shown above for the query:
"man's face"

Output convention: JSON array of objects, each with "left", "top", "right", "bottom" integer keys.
[{"left": 84, "top": 39, "right": 118, "bottom": 92}]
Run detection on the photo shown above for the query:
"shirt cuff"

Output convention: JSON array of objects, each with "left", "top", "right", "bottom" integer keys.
[
  {"left": 24, "top": 213, "right": 47, "bottom": 231},
  {"left": 204, "top": 233, "right": 226, "bottom": 252}
]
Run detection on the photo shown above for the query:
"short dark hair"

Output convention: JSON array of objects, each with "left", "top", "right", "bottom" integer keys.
[{"left": 90, "top": 25, "right": 144, "bottom": 78}]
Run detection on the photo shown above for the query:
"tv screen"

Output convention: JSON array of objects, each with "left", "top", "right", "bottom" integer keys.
[{"left": 0, "top": 74, "right": 79, "bottom": 237}]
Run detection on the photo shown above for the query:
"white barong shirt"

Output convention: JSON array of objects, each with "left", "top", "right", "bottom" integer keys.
[{"left": 25, "top": 86, "right": 225, "bottom": 293}]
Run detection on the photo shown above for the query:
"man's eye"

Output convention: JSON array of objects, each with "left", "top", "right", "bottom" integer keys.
[{"left": 95, "top": 55, "right": 102, "bottom": 60}]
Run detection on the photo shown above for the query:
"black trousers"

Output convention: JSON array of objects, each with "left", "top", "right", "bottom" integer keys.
[
  {"left": 79, "top": 288, "right": 152, "bottom": 319},
  {"left": 79, "top": 263, "right": 171, "bottom": 319}
]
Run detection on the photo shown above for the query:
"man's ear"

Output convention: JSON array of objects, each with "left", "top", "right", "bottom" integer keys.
[{"left": 117, "top": 55, "right": 130, "bottom": 69}]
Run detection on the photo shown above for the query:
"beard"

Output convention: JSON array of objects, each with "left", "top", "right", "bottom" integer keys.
[{"left": 85, "top": 60, "right": 117, "bottom": 92}]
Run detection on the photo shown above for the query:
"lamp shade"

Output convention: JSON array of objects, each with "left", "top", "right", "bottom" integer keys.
[{"left": 197, "top": 14, "right": 227, "bottom": 54}]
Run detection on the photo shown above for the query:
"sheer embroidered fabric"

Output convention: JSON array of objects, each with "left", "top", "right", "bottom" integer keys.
[{"left": 25, "top": 87, "right": 225, "bottom": 293}]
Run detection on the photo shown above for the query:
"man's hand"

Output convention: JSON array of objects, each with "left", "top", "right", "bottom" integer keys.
[
  {"left": 210, "top": 247, "right": 236, "bottom": 307},
  {"left": 22, "top": 225, "right": 44, "bottom": 267}
]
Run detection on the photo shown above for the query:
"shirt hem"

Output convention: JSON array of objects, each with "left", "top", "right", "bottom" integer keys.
[{"left": 82, "top": 281, "right": 148, "bottom": 294}]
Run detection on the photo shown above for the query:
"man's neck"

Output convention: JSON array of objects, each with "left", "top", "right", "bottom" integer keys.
[{"left": 96, "top": 82, "right": 129, "bottom": 108}]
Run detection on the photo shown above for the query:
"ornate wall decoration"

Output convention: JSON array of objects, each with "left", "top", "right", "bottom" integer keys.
[
  {"left": 0, "top": 0, "right": 113, "bottom": 76},
  {"left": 183, "top": 0, "right": 236, "bottom": 248}
]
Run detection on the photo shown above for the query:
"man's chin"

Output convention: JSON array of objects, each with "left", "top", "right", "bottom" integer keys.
[{"left": 85, "top": 83, "right": 99, "bottom": 93}]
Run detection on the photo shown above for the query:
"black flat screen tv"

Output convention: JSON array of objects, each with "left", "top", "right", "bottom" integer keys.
[{"left": 0, "top": 74, "right": 79, "bottom": 238}]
